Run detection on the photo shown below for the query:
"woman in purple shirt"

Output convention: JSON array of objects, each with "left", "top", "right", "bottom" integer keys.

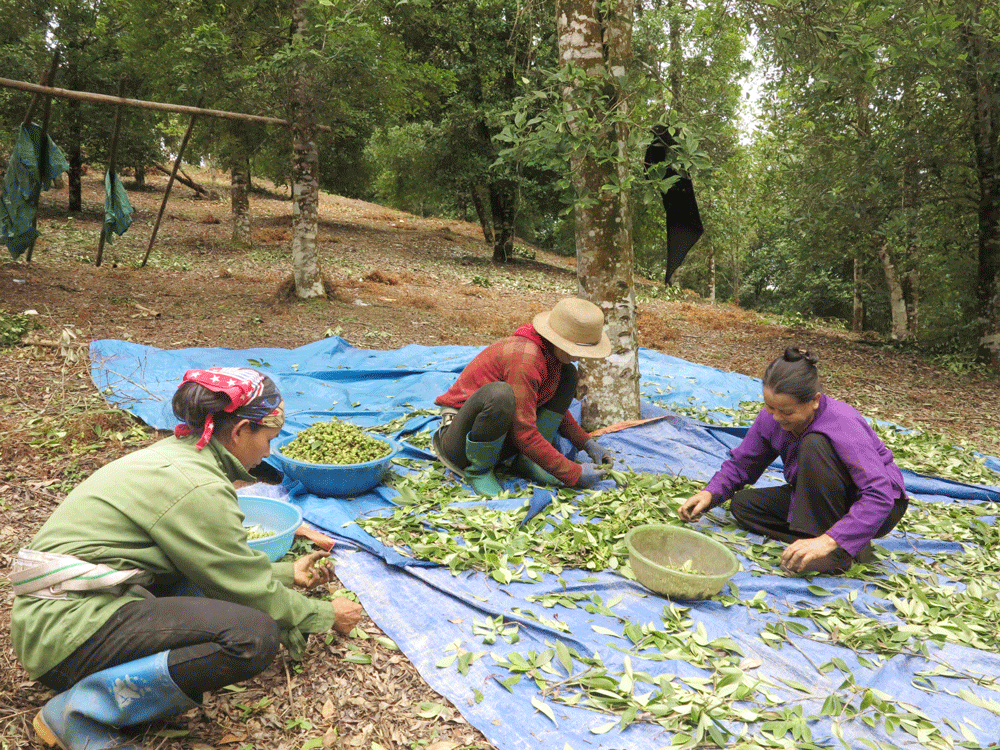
[{"left": 678, "top": 347, "right": 908, "bottom": 574}]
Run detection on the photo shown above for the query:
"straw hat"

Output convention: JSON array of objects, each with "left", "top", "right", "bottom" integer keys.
[{"left": 533, "top": 298, "right": 612, "bottom": 359}]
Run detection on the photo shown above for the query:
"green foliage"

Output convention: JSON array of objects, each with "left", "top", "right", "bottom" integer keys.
[
  {"left": 739, "top": 0, "right": 992, "bottom": 352},
  {"left": 497, "top": 63, "right": 713, "bottom": 210},
  {"left": 924, "top": 351, "right": 989, "bottom": 377},
  {"left": 740, "top": 234, "right": 855, "bottom": 321},
  {"left": 470, "top": 275, "right": 492, "bottom": 288},
  {"left": 9, "top": 0, "right": 992, "bottom": 362},
  {"left": 366, "top": 122, "right": 455, "bottom": 216},
  {"left": 367, "top": 0, "right": 578, "bottom": 253},
  {"left": 0, "top": 0, "right": 50, "bottom": 130},
  {"left": 0, "top": 312, "right": 35, "bottom": 348}
]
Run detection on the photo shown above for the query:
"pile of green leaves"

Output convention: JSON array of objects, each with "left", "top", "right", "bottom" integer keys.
[
  {"left": 360, "top": 464, "right": 707, "bottom": 584},
  {"left": 244, "top": 524, "right": 276, "bottom": 540},
  {"left": 369, "top": 408, "right": 437, "bottom": 451},
  {"left": 0, "top": 311, "right": 35, "bottom": 348}
]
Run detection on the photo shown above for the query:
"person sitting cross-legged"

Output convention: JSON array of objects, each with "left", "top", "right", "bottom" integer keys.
[{"left": 678, "top": 347, "right": 909, "bottom": 575}]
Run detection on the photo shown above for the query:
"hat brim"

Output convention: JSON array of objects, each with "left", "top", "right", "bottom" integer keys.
[{"left": 533, "top": 311, "right": 613, "bottom": 359}]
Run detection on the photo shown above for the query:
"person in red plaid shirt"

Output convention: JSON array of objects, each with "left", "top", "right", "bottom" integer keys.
[{"left": 433, "top": 297, "right": 615, "bottom": 496}]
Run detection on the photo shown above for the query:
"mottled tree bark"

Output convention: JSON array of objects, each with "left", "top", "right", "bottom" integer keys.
[
  {"left": 469, "top": 183, "right": 494, "bottom": 246},
  {"left": 557, "top": 0, "right": 640, "bottom": 429},
  {"left": 708, "top": 247, "right": 716, "bottom": 304},
  {"left": 878, "top": 242, "right": 913, "bottom": 340},
  {"left": 489, "top": 180, "right": 517, "bottom": 262},
  {"left": 290, "top": 0, "right": 325, "bottom": 300},
  {"left": 231, "top": 158, "right": 251, "bottom": 246},
  {"left": 291, "top": 125, "right": 324, "bottom": 299},
  {"left": 852, "top": 258, "right": 864, "bottom": 333}
]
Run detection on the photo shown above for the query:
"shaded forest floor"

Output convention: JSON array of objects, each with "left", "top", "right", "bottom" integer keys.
[{"left": 1, "top": 170, "right": 998, "bottom": 750}]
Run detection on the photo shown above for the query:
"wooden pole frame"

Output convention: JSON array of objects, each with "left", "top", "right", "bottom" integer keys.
[
  {"left": 142, "top": 101, "right": 201, "bottom": 268},
  {"left": 0, "top": 77, "right": 330, "bottom": 131},
  {"left": 2, "top": 74, "right": 330, "bottom": 266},
  {"left": 23, "top": 53, "right": 60, "bottom": 262}
]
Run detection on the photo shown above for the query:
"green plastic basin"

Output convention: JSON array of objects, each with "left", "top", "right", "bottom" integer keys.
[{"left": 626, "top": 524, "right": 739, "bottom": 600}]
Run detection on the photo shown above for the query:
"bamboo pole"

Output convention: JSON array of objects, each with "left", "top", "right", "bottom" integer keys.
[
  {"left": 96, "top": 80, "right": 127, "bottom": 267},
  {"left": 0, "top": 77, "right": 330, "bottom": 131},
  {"left": 149, "top": 162, "right": 211, "bottom": 198},
  {"left": 142, "top": 103, "right": 201, "bottom": 267}
]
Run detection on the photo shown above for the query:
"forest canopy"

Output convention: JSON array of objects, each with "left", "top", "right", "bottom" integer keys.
[{"left": 2, "top": 0, "right": 999, "bottom": 369}]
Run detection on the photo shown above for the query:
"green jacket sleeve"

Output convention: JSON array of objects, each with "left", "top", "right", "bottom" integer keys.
[{"left": 148, "top": 480, "right": 335, "bottom": 658}]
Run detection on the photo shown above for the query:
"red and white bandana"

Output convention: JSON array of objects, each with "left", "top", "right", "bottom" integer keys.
[{"left": 174, "top": 367, "right": 284, "bottom": 449}]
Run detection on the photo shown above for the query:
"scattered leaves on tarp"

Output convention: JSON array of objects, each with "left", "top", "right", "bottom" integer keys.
[{"left": 357, "top": 435, "right": 1000, "bottom": 747}]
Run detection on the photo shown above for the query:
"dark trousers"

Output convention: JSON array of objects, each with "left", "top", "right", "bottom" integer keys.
[
  {"left": 38, "top": 597, "right": 280, "bottom": 700},
  {"left": 438, "top": 363, "right": 578, "bottom": 470},
  {"left": 730, "top": 432, "right": 907, "bottom": 544}
]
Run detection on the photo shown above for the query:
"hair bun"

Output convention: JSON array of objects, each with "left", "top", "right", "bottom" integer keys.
[{"left": 784, "top": 346, "right": 819, "bottom": 366}]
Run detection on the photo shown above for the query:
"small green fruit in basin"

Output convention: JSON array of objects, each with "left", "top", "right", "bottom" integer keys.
[
  {"left": 273, "top": 418, "right": 400, "bottom": 498},
  {"left": 281, "top": 419, "right": 392, "bottom": 465}
]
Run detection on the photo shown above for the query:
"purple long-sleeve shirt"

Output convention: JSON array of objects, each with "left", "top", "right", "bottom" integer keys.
[{"left": 704, "top": 394, "right": 905, "bottom": 555}]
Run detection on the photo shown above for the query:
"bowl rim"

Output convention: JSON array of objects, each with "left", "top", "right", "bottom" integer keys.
[
  {"left": 625, "top": 523, "right": 739, "bottom": 579},
  {"left": 237, "top": 494, "right": 303, "bottom": 529},
  {"left": 273, "top": 430, "right": 399, "bottom": 469}
]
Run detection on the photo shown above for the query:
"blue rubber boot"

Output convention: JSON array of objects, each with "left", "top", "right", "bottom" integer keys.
[
  {"left": 33, "top": 651, "right": 198, "bottom": 750},
  {"left": 464, "top": 434, "right": 506, "bottom": 497},
  {"left": 512, "top": 409, "right": 562, "bottom": 485}
]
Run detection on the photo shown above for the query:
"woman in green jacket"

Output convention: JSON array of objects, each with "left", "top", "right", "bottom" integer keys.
[{"left": 11, "top": 367, "right": 362, "bottom": 750}]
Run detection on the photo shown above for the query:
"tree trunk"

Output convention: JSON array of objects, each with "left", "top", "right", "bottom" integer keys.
[
  {"left": 963, "top": 25, "right": 1000, "bottom": 367},
  {"left": 667, "top": 0, "right": 683, "bottom": 104},
  {"left": 291, "top": 125, "right": 323, "bottom": 298},
  {"left": 470, "top": 183, "right": 494, "bottom": 246},
  {"left": 558, "top": 0, "right": 640, "bottom": 430},
  {"left": 231, "top": 158, "right": 251, "bottom": 246},
  {"left": 903, "top": 269, "right": 919, "bottom": 336},
  {"left": 852, "top": 258, "right": 864, "bottom": 333},
  {"left": 877, "top": 242, "right": 912, "bottom": 340},
  {"left": 731, "top": 245, "right": 741, "bottom": 306},
  {"left": 290, "top": 0, "right": 324, "bottom": 300},
  {"left": 489, "top": 180, "right": 516, "bottom": 262},
  {"left": 707, "top": 245, "right": 716, "bottom": 303}
]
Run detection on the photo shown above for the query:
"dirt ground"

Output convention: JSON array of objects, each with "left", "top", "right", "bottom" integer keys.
[{"left": 2, "top": 170, "right": 999, "bottom": 750}]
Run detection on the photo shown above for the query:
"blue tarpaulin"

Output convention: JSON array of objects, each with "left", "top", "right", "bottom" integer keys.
[{"left": 89, "top": 337, "right": 1000, "bottom": 750}]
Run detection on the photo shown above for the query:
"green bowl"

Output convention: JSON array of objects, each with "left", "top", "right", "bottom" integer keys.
[{"left": 626, "top": 524, "right": 739, "bottom": 600}]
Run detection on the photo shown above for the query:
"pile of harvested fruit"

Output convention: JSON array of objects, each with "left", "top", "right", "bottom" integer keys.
[
  {"left": 244, "top": 524, "right": 276, "bottom": 540},
  {"left": 281, "top": 419, "right": 393, "bottom": 465}
]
